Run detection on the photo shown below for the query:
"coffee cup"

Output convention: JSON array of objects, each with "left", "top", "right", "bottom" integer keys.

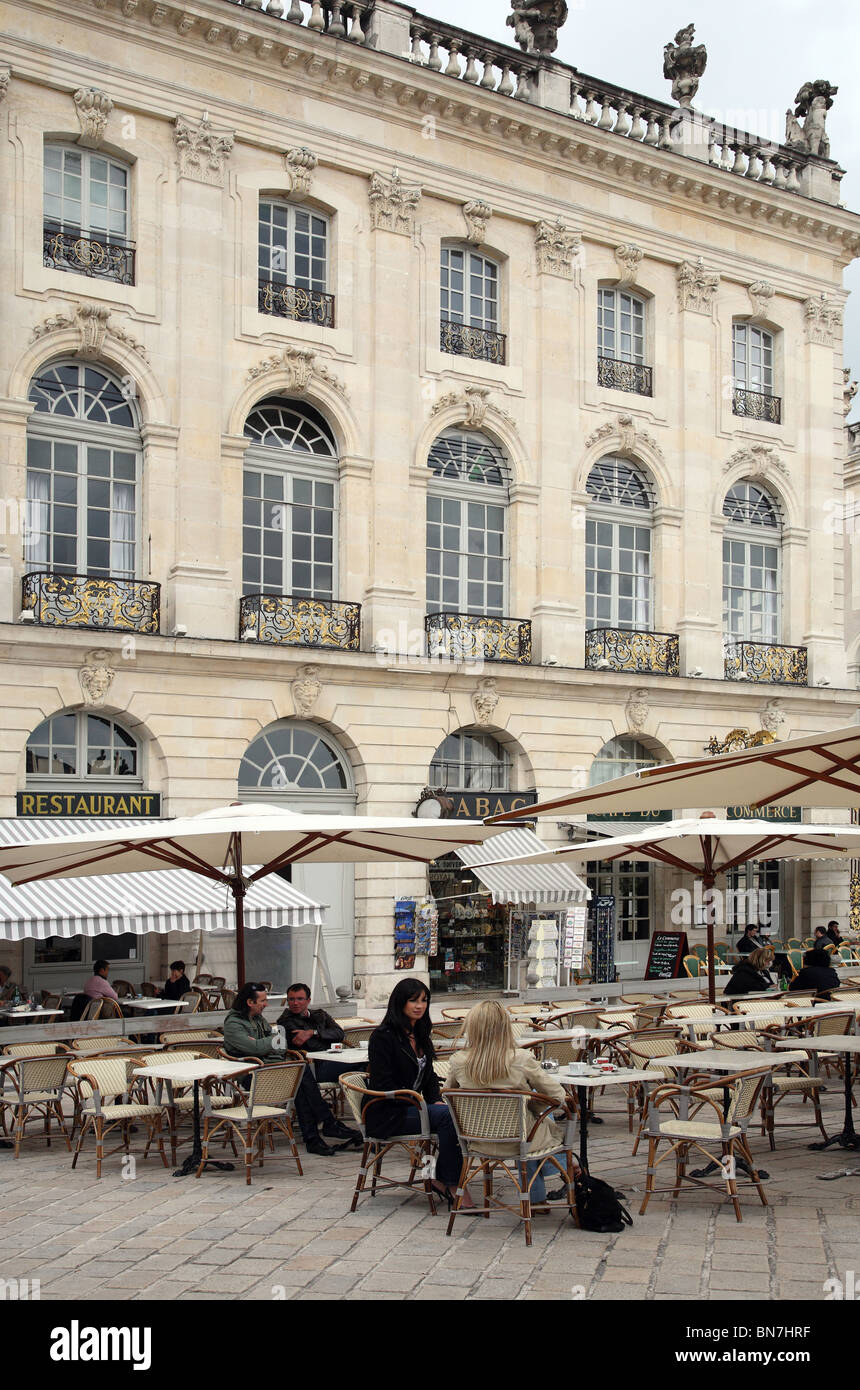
[{"left": 330, "top": 1043, "right": 343, "bottom": 1052}]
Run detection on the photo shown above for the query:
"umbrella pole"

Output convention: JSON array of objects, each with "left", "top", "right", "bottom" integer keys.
[
  {"left": 230, "top": 832, "right": 247, "bottom": 988},
  {"left": 703, "top": 870, "right": 716, "bottom": 1005}
]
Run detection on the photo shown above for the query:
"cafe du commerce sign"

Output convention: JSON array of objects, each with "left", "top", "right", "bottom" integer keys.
[{"left": 17, "top": 792, "right": 162, "bottom": 817}]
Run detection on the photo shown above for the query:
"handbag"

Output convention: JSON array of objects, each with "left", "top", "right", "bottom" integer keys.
[{"left": 573, "top": 1172, "right": 633, "bottom": 1233}]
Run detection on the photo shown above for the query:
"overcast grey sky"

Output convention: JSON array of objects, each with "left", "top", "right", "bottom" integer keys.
[{"left": 420, "top": 0, "right": 860, "bottom": 419}]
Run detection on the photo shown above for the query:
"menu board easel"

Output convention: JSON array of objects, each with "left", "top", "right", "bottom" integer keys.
[{"left": 644, "top": 931, "right": 689, "bottom": 979}]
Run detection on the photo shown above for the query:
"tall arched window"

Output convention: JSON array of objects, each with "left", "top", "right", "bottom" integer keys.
[
  {"left": 26, "top": 362, "right": 140, "bottom": 578},
  {"left": 26, "top": 712, "right": 140, "bottom": 782},
  {"left": 722, "top": 480, "right": 781, "bottom": 643},
  {"left": 429, "top": 731, "right": 510, "bottom": 791},
  {"left": 242, "top": 398, "right": 338, "bottom": 599},
  {"left": 426, "top": 430, "right": 510, "bottom": 618},
  {"left": 586, "top": 456, "right": 654, "bottom": 631},
  {"left": 43, "top": 144, "right": 134, "bottom": 284}
]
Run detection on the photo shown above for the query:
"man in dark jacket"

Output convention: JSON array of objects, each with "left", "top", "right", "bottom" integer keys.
[
  {"left": 735, "top": 924, "right": 761, "bottom": 955},
  {"left": 160, "top": 961, "right": 191, "bottom": 1002},
  {"left": 788, "top": 949, "right": 841, "bottom": 994},
  {"left": 222, "top": 983, "right": 359, "bottom": 1155},
  {"left": 278, "top": 982, "right": 364, "bottom": 1084}
]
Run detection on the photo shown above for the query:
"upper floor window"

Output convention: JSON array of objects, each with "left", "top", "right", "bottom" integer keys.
[
  {"left": 426, "top": 430, "right": 510, "bottom": 617},
  {"left": 239, "top": 722, "right": 350, "bottom": 793},
  {"left": 26, "top": 712, "right": 139, "bottom": 780},
  {"left": 258, "top": 200, "right": 333, "bottom": 327},
  {"left": 242, "top": 398, "right": 337, "bottom": 599},
  {"left": 722, "top": 480, "right": 781, "bottom": 643},
  {"left": 585, "top": 456, "right": 654, "bottom": 631},
  {"left": 440, "top": 247, "right": 505, "bottom": 365},
  {"left": 430, "top": 731, "right": 510, "bottom": 791},
  {"left": 26, "top": 362, "right": 140, "bottom": 579},
  {"left": 732, "top": 323, "right": 781, "bottom": 424},
  {"left": 43, "top": 145, "right": 134, "bottom": 285},
  {"left": 597, "top": 289, "right": 652, "bottom": 396}
]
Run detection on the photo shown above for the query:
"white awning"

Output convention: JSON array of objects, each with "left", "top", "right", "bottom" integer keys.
[
  {"left": 0, "top": 818, "right": 324, "bottom": 940},
  {"left": 455, "top": 827, "right": 590, "bottom": 906}
]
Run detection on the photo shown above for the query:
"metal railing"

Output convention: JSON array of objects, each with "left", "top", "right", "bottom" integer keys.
[
  {"left": 425, "top": 611, "right": 532, "bottom": 664},
  {"left": 43, "top": 225, "right": 135, "bottom": 285},
  {"left": 440, "top": 319, "right": 506, "bottom": 365},
  {"left": 258, "top": 279, "right": 335, "bottom": 326},
  {"left": 597, "top": 356, "right": 653, "bottom": 396},
  {"left": 585, "top": 627, "right": 680, "bottom": 676},
  {"left": 732, "top": 388, "right": 782, "bottom": 425},
  {"left": 724, "top": 640, "right": 808, "bottom": 686},
  {"left": 22, "top": 572, "right": 160, "bottom": 633},
  {"left": 240, "top": 593, "right": 361, "bottom": 649}
]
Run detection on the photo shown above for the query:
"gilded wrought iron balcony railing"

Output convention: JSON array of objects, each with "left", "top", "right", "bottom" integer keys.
[
  {"left": 22, "top": 572, "right": 160, "bottom": 634},
  {"left": 43, "top": 224, "right": 135, "bottom": 285},
  {"left": 585, "top": 627, "right": 680, "bottom": 676},
  {"left": 240, "top": 594, "right": 361, "bottom": 650},
  {"left": 732, "top": 388, "right": 782, "bottom": 425},
  {"left": 440, "top": 319, "right": 506, "bottom": 365},
  {"left": 258, "top": 279, "right": 335, "bottom": 327},
  {"left": 425, "top": 612, "right": 531, "bottom": 664},
  {"left": 724, "top": 640, "right": 807, "bottom": 686},
  {"left": 597, "top": 356, "right": 653, "bottom": 396}
]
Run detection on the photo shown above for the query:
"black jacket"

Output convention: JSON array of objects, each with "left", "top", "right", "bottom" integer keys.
[
  {"left": 789, "top": 964, "right": 840, "bottom": 994},
  {"left": 364, "top": 1022, "right": 441, "bottom": 1138},
  {"left": 276, "top": 1005, "right": 344, "bottom": 1053},
  {"left": 161, "top": 974, "right": 191, "bottom": 1001},
  {"left": 723, "top": 960, "right": 774, "bottom": 997},
  {"left": 735, "top": 933, "right": 760, "bottom": 955}
]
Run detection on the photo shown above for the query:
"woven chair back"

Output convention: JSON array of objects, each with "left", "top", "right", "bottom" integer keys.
[
  {"left": 79, "top": 999, "right": 103, "bottom": 1021},
  {"left": 533, "top": 1037, "right": 584, "bottom": 1067},
  {"left": 712, "top": 1028, "right": 765, "bottom": 1050},
  {"left": 160, "top": 1030, "right": 221, "bottom": 1044},
  {"left": 665, "top": 1003, "right": 728, "bottom": 1020},
  {"left": 598, "top": 1011, "right": 636, "bottom": 1030},
  {"left": 249, "top": 1061, "right": 304, "bottom": 1108},
  {"left": 434, "top": 1059, "right": 451, "bottom": 1081},
  {"left": 445, "top": 1089, "right": 530, "bottom": 1144},
  {"left": 634, "top": 1003, "right": 667, "bottom": 1027},
  {"left": 430, "top": 1021, "right": 464, "bottom": 1040},
  {"left": 71, "top": 1036, "right": 133, "bottom": 1053},
  {"left": 813, "top": 1011, "right": 854, "bottom": 1037},
  {"left": 68, "top": 1056, "right": 133, "bottom": 1101},
  {"left": 112, "top": 980, "right": 135, "bottom": 999},
  {"left": 340, "top": 1073, "right": 370, "bottom": 1129},
  {"left": 180, "top": 993, "right": 201, "bottom": 1013},
  {"left": 341, "top": 1025, "right": 376, "bottom": 1047},
  {"left": 2, "top": 1042, "right": 67, "bottom": 1057},
  {"left": 510, "top": 1020, "right": 532, "bottom": 1041},
  {"left": 725, "top": 1070, "right": 769, "bottom": 1125},
  {"left": 733, "top": 999, "right": 784, "bottom": 1016},
  {"left": 9, "top": 1054, "right": 69, "bottom": 1097},
  {"left": 548, "top": 1008, "right": 602, "bottom": 1030},
  {"left": 97, "top": 999, "right": 124, "bottom": 1020}
]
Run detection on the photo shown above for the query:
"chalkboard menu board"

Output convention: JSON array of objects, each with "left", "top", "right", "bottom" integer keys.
[
  {"left": 592, "top": 896, "right": 616, "bottom": 984},
  {"left": 644, "top": 931, "right": 689, "bottom": 979}
]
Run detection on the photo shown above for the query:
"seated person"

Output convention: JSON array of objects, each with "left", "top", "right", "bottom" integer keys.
[
  {"left": 160, "top": 960, "right": 191, "bottom": 1001},
  {"left": 735, "top": 924, "right": 761, "bottom": 955},
  {"left": 788, "top": 949, "right": 841, "bottom": 995},
  {"left": 222, "top": 983, "right": 358, "bottom": 1155},
  {"left": 0, "top": 965, "right": 17, "bottom": 1003},
  {"left": 812, "top": 926, "right": 832, "bottom": 952},
  {"left": 825, "top": 920, "right": 844, "bottom": 948},
  {"left": 83, "top": 959, "right": 119, "bottom": 1001},
  {"left": 277, "top": 982, "right": 360, "bottom": 1083},
  {"left": 723, "top": 946, "right": 775, "bottom": 997}
]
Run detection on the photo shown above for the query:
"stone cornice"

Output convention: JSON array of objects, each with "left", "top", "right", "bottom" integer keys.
[{"left": 16, "top": 0, "right": 860, "bottom": 264}]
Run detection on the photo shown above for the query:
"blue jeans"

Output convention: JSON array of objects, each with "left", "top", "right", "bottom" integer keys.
[
  {"left": 526, "top": 1158, "right": 548, "bottom": 1203},
  {"left": 389, "top": 1101, "right": 463, "bottom": 1187}
]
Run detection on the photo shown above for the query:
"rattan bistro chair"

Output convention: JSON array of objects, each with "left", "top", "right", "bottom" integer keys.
[
  {"left": 442, "top": 1088, "right": 579, "bottom": 1247},
  {"left": 340, "top": 1024, "right": 377, "bottom": 1048},
  {"left": 69, "top": 1057, "right": 169, "bottom": 1178},
  {"left": 340, "top": 1073, "right": 440, "bottom": 1216},
  {"left": 0, "top": 1054, "right": 72, "bottom": 1157},
  {"left": 197, "top": 1060, "right": 304, "bottom": 1185}
]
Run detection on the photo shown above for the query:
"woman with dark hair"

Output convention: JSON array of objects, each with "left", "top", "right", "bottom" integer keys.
[{"left": 365, "top": 978, "right": 467, "bottom": 1205}]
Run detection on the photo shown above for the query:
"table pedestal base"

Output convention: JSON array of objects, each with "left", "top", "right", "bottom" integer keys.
[{"left": 171, "top": 1078, "right": 236, "bottom": 1178}]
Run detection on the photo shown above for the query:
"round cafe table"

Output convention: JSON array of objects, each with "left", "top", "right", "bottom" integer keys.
[
  {"left": 134, "top": 1058, "right": 257, "bottom": 1177},
  {"left": 553, "top": 1067, "right": 653, "bottom": 1172}
]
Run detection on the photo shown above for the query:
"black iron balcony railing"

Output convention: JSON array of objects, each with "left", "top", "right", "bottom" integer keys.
[
  {"left": 732, "top": 388, "right": 782, "bottom": 425},
  {"left": 43, "top": 224, "right": 135, "bottom": 285},
  {"left": 440, "top": 319, "right": 506, "bottom": 366},
  {"left": 597, "top": 356, "right": 653, "bottom": 396},
  {"left": 240, "top": 594, "right": 361, "bottom": 650},
  {"left": 724, "top": 640, "right": 808, "bottom": 686},
  {"left": 425, "top": 612, "right": 531, "bottom": 664},
  {"left": 22, "top": 572, "right": 159, "bottom": 633},
  {"left": 585, "top": 627, "right": 680, "bottom": 676},
  {"left": 258, "top": 279, "right": 335, "bottom": 327}
]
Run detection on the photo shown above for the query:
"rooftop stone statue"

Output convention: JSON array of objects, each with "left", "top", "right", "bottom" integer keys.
[
  {"left": 785, "top": 79, "right": 838, "bottom": 159},
  {"left": 662, "top": 22, "right": 707, "bottom": 108},
  {"left": 506, "top": 1, "right": 569, "bottom": 56}
]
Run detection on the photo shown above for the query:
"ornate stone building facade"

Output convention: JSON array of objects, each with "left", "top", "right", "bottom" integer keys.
[{"left": 1, "top": 0, "right": 859, "bottom": 1000}]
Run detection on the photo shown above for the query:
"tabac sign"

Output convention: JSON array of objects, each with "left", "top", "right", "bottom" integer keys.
[
  {"left": 447, "top": 791, "right": 537, "bottom": 821},
  {"left": 17, "top": 792, "right": 162, "bottom": 818}
]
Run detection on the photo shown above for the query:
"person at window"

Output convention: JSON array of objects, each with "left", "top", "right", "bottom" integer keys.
[
  {"left": 222, "top": 983, "right": 358, "bottom": 1156},
  {"left": 445, "top": 1000, "right": 577, "bottom": 1207},
  {"left": 735, "top": 924, "right": 761, "bottom": 955},
  {"left": 825, "top": 920, "right": 844, "bottom": 947},
  {"left": 160, "top": 960, "right": 191, "bottom": 1001},
  {"left": 365, "top": 978, "right": 469, "bottom": 1207},
  {"left": 277, "top": 982, "right": 357, "bottom": 1083},
  {"left": 787, "top": 949, "right": 841, "bottom": 995},
  {"left": 0, "top": 966, "right": 18, "bottom": 1003},
  {"left": 723, "top": 946, "right": 776, "bottom": 997},
  {"left": 83, "top": 959, "right": 119, "bottom": 1001}
]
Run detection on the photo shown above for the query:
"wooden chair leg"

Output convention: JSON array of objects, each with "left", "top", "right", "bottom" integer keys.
[
  {"left": 519, "top": 1161, "right": 533, "bottom": 1248},
  {"left": 639, "top": 1137, "right": 657, "bottom": 1215},
  {"left": 350, "top": 1142, "right": 371, "bottom": 1212}
]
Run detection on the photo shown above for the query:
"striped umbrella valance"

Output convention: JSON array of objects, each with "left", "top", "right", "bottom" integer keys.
[{"left": 455, "top": 826, "right": 590, "bottom": 905}]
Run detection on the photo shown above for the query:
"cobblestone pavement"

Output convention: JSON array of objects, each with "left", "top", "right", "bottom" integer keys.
[{"left": 1, "top": 1083, "right": 857, "bottom": 1303}]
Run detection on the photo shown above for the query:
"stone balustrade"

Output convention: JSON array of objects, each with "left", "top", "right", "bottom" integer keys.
[
  {"left": 707, "top": 124, "right": 803, "bottom": 192},
  {"left": 407, "top": 15, "right": 537, "bottom": 101},
  {"left": 570, "top": 77, "right": 675, "bottom": 150},
  {"left": 225, "top": 0, "right": 370, "bottom": 43}
]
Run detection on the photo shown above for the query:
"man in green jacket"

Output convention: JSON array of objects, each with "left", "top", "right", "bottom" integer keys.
[{"left": 222, "top": 983, "right": 359, "bottom": 1156}]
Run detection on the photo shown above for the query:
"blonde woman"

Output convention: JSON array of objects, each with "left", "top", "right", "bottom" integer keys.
[{"left": 445, "top": 1000, "right": 576, "bottom": 1203}]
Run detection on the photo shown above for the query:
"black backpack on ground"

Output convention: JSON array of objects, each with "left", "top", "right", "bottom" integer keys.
[{"left": 574, "top": 1173, "right": 633, "bottom": 1233}]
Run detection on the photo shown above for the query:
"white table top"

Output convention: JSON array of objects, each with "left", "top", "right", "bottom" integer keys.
[
  {"left": 124, "top": 998, "right": 188, "bottom": 1012},
  {"left": 0, "top": 1007, "right": 63, "bottom": 1019},
  {"left": 521, "top": 1026, "right": 627, "bottom": 1044},
  {"left": 554, "top": 1067, "right": 655, "bottom": 1089},
  {"left": 133, "top": 1058, "right": 257, "bottom": 1082},
  {"left": 660, "top": 1048, "right": 807, "bottom": 1071},
  {"left": 774, "top": 1036, "right": 860, "bottom": 1053},
  {"left": 309, "top": 1047, "right": 368, "bottom": 1065},
  {"left": 732, "top": 1005, "right": 854, "bottom": 1023}
]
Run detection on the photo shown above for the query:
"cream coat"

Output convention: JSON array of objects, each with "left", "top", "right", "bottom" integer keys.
[{"left": 445, "top": 1047, "right": 568, "bottom": 1158}]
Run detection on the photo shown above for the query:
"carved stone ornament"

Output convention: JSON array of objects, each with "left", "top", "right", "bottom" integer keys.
[
  {"left": 284, "top": 146, "right": 318, "bottom": 198},
  {"left": 676, "top": 256, "right": 720, "bottom": 313},
  {"left": 173, "top": 114, "right": 235, "bottom": 187},
  {"left": 246, "top": 345, "right": 347, "bottom": 397},
  {"left": 747, "top": 281, "right": 775, "bottom": 320},
  {"left": 585, "top": 414, "right": 664, "bottom": 461},
  {"left": 844, "top": 367, "right": 858, "bottom": 418},
  {"left": 625, "top": 688, "right": 649, "bottom": 734},
  {"left": 759, "top": 698, "right": 786, "bottom": 737},
  {"left": 804, "top": 292, "right": 843, "bottom": 346},
  {"left": 79, "top": 649, "right": 116, "bottom": 707},
  {"left": 662, "top": 23, "right": 707, "bottom": 108},
  {"left": 535, "top": 219, "right": 581, "bottom": 278},
  {"left": 472, "top": 677, "right": 499, "bottom": 727},
  {"left": 291, "top": 664, "right": 322, "bottom": 720},
  {"left": 614, "top": 244, "right": 643, "bottom": 288},
  {"left": 507, "top": 1, "right": 569, "bottom": 56},
  {"left": 463, "top": 200, "right": 492, "bottom": 246},
  {"left": 368, "top": 168, "right": 421, "bottom": 235},
  {"left": 0, "top": 68, "right": 11, "bottom": 103},
  {"left": 723, "top": 443, "right": 789, "bottom": 478},
  {"left": 785, "top": 79, "right": 838, "bottom": 159},
  {"left": 31, "top": 302, "right": 148, "bottom": 361},
  {"left": 74, "top": 87, "right": 113, "bottom": 149},
  {"left": 431, "top": 385, "right": 514, "bottom": 430}
]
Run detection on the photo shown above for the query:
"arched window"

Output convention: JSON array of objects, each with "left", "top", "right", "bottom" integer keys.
[
  {"left": 732, "top": 323, "right": 780, "bottom": 422},
  {"left": 598, "top": 289, "right": 651, "bottom": 395},
  {"left": 26, "top": 362, "right": 140, "bottom": 578},
  {"left": 258, "top": 199, "right": 332, "bottom": 325},
  {"left": 586, "top": 456, "right": 654, "bottom": 631},
  {"left": 239, "top": 723, "right": 350, "bottom": 793},
  {"left": 242, "top": 398, "right": 337, "bottom": 598},
  {"left": 43, "top": 144, "right": 133, "bottom": 284},
  {"left": 430, "top": 731, "right": 510, "bottom": 791},
  {"left": 722, "top": 480, "right": 781, "bottom": 643},
  {"left": 440, "top": 246, "right": 505, "bottom": 364},
  {"left": 426, "top": 430, "right": 510, "bottom": 617},
  {"left": 26, "top": 712, "right": 139, "bottom": 781},
  {"left": 587, "top": 737, "right": 661, "bottom": 950}
]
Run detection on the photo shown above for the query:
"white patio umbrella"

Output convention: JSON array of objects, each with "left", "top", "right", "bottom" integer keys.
[
  {"left": 0, "top": 803, "right": 505, "bottom": 983},
  {"left": 479, "top": 814, "right": 860, "bottom": 1001}
]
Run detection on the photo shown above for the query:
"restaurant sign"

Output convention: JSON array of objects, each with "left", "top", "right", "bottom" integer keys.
[
  {"left": 587, "top": 810, "right": 672, "bottom": 824},
  {"left": 725, "top": 804, "right": 801, "bottom": 823},
  {"left": 17, "top": 792, "right": 162, "bottom": 817},
  {"left": 447, "top": 791, "right": 537, "bottom": 821}
]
